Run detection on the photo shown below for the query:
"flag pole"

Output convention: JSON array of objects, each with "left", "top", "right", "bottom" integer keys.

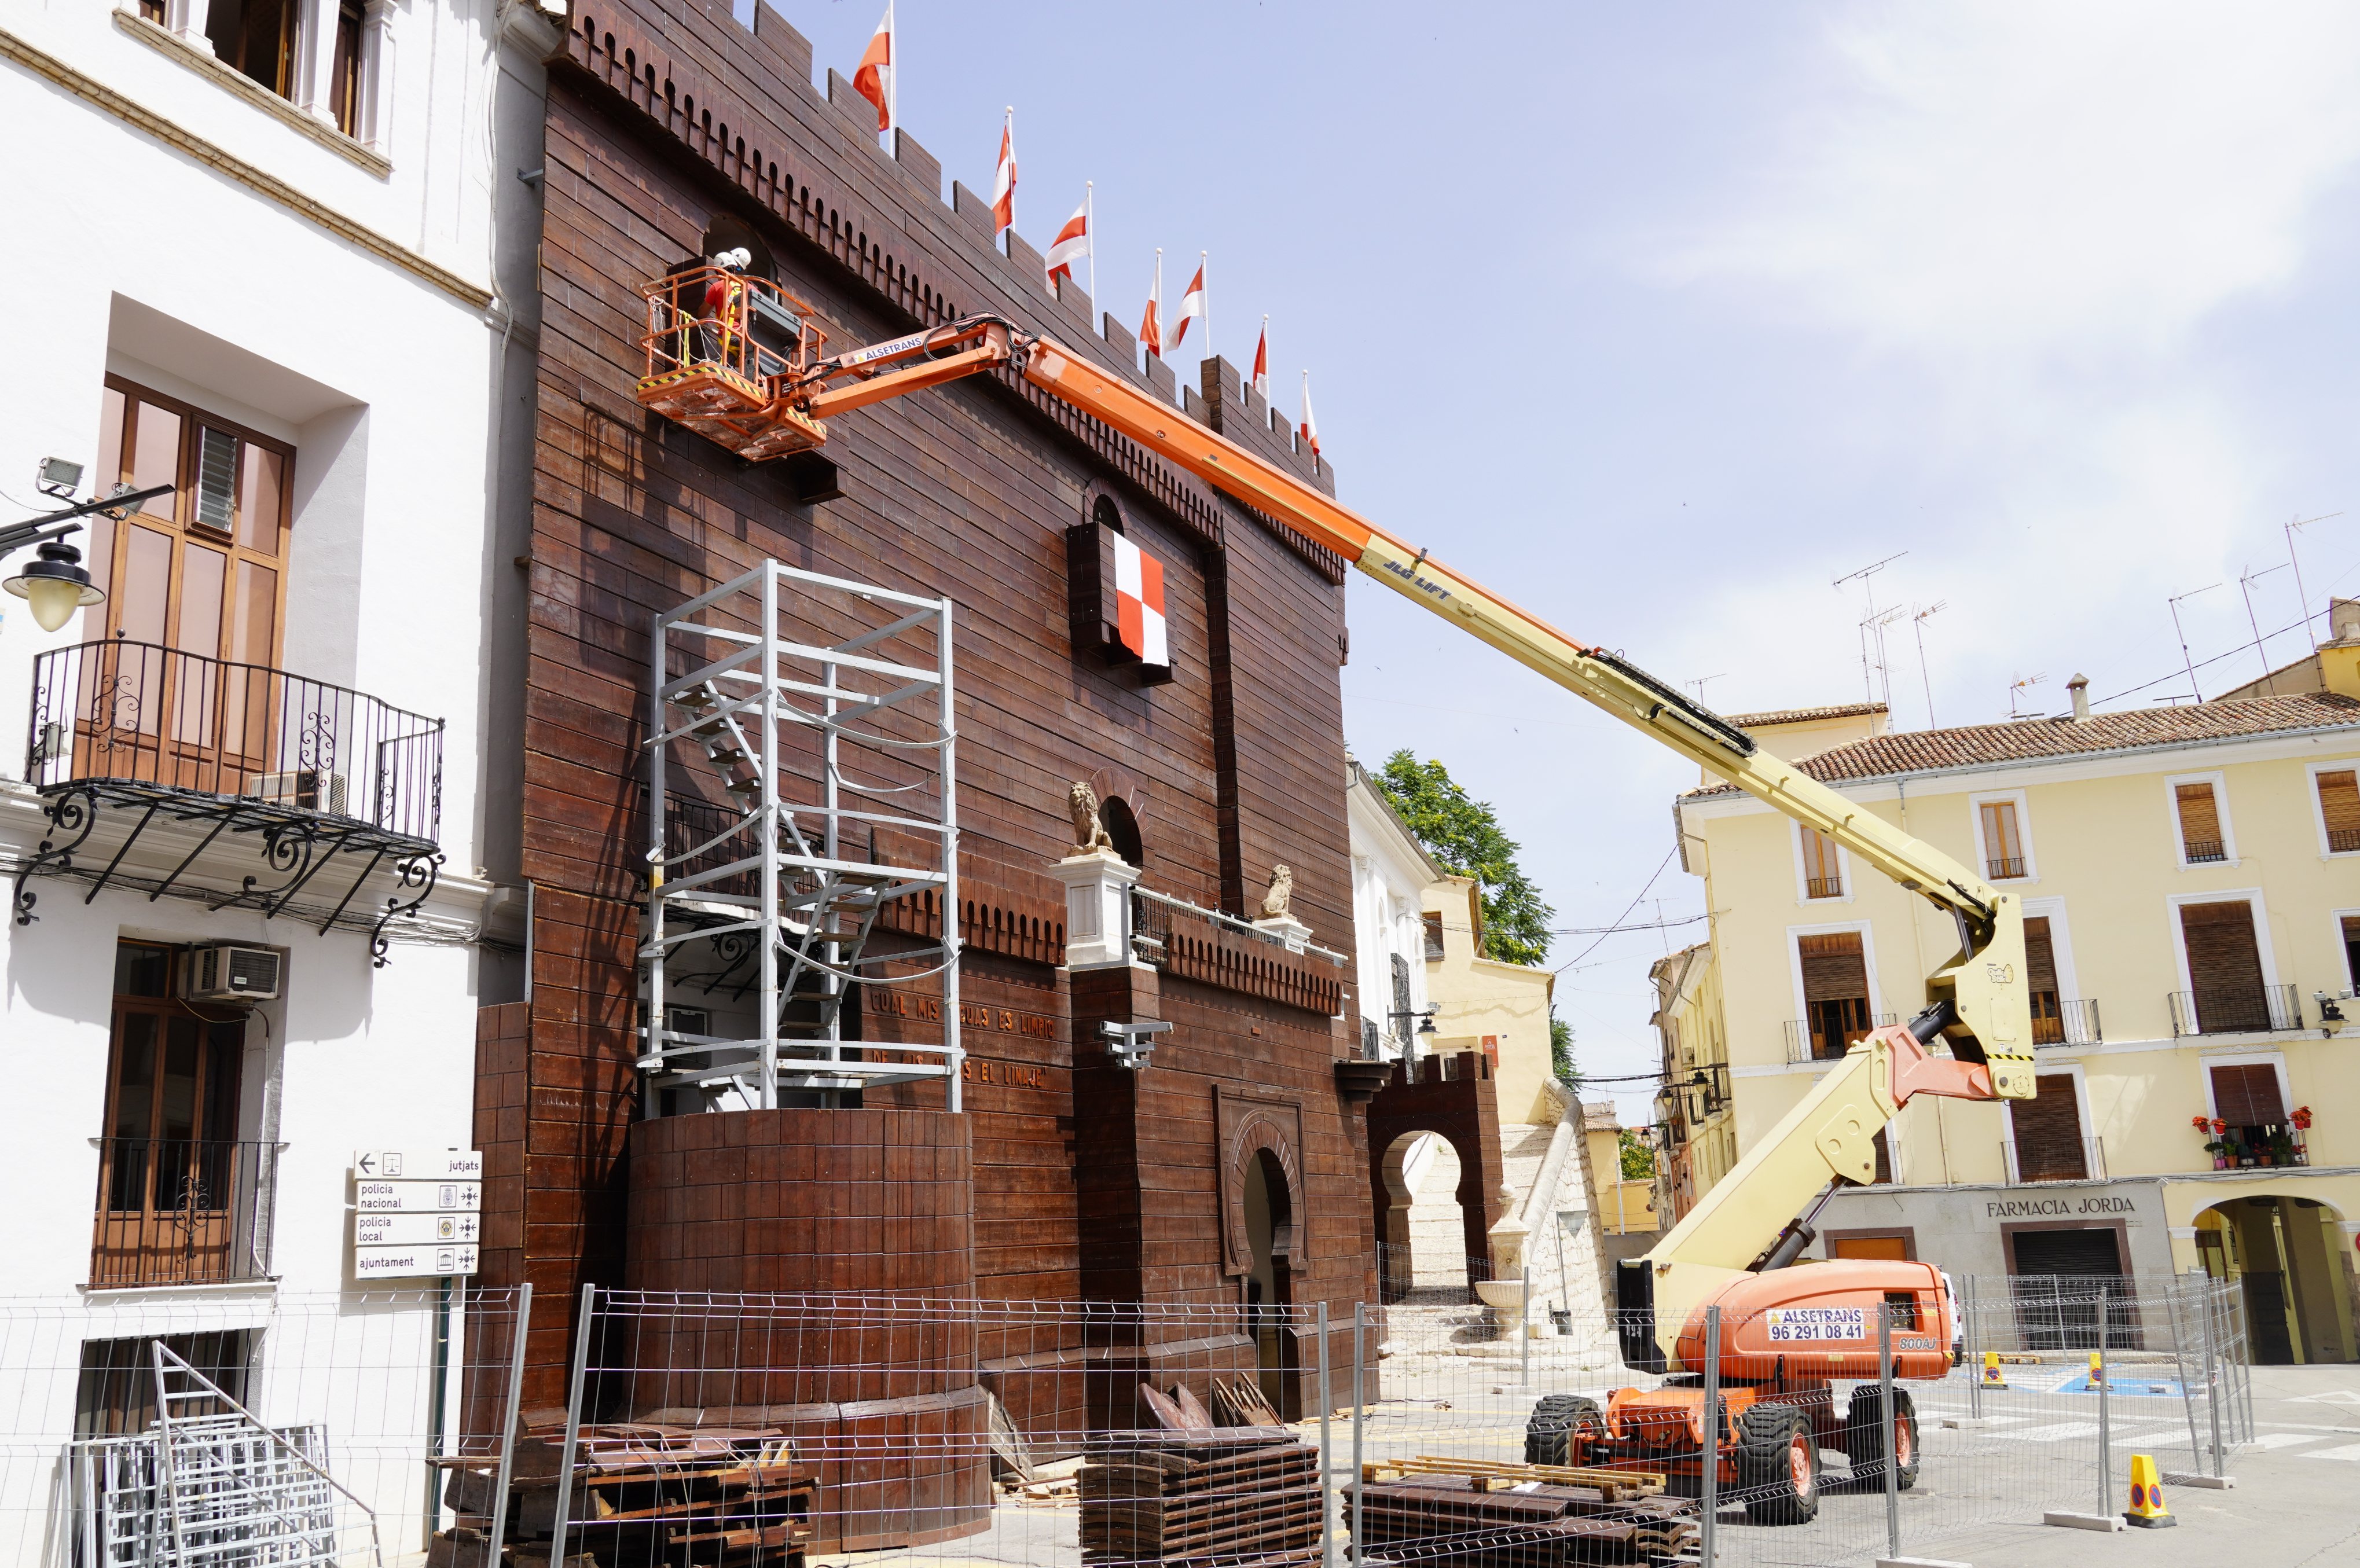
[
  {"left": 1200, "top": 249, "right": 1210, "bottom": 381},
  {"left": 1086, "top": 181, "right": 1096, "bottom": 306},
  {"left": 1260, "top": 314, "right": 1269, "bottom": 400},
  {"left": 888, "top": 1, "right": 898, "bottom": 139}
]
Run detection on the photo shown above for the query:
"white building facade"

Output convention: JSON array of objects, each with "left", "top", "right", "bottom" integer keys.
[
  {"left": 1346, "top": 755, "right": 1441, "bottom": 1062},
  {"left": 0, "top": 2, "right": 552, "bottom": 1554}
]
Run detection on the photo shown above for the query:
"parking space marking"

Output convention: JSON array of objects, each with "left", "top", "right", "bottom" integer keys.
[
  {"left": 1996, "top": 1422, "right": 2101, "bottom": 1442},
  {"left": 2298, "top": 1442, "right": 2360, "bottom": 1461},
  {"left": 2245, "top": 1431, "right": 2326, "bottom": 1450}
]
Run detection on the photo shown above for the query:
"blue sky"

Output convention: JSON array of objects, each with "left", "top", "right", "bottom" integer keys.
[{"left": 772, "top": 2, "right": 2360, "bottom": 1115}]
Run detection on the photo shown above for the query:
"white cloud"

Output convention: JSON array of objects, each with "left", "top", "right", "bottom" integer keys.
[{"left": 1667, "top": 3, "right": 2360, "bottom": 367}]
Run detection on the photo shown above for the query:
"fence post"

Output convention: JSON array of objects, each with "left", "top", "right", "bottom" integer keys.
[
  {"left": 2204, "top": 1281, "right": 2226, "bottom": 1476},
  {"left": 1965, "top": 1273, "right": 1982, "bottom": 1421},
  {"left": 2164, "top": 1277, "right": 2204, "bottom": 1470},
  {"left": 1520, "top": 1264, "right": 1531, "bottom": 1387},
  {"left": 2094, "top": 1282, "right": 2111, "bottom": 1520},
  {"left": 1351, "top": 1302, "right": 1366, "bottom": 1565},
  {"left": 1879, "top": 1303, "right": 1899, "bottom": 1561},
  {"left": 1318, "top": 1302, "right": 1335, "bottom": 1568},
  {"left": 1700, "top": 1306, "right": 1719, "bottom": 1568},
  {"left": 486, "top": 1282, "right": 534, "bottom": 1560},
  {"left": 548, "top": 1281, "right": 597, "bottom": 1568},
  {"left": 425, "top": 1275, "right": 453, "bottom": 1548}
]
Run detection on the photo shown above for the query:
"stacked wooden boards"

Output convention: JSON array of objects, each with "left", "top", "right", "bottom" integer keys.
[
  {"left": 1348, "top": 1463, "right": 1696, "bottom": 1566},
  {"left": 436, "top": 1422, "right": 816, "bottom": 1568},
  {"left": 1081, "top": 1426, "right": 1324, "bottom": 1568}
]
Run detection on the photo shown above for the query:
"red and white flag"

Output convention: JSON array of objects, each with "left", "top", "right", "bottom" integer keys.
[
  {"left": 1300, "top": 370, "right": 1320, "bottom": 457},
  {"left": 1250, "top": 317, "right": 1269, "bottom": 398},
  {"left": 1045, "top": 194, "right": 1090, "bottom": 291},
  {"left": 1166, "top": 255, "right": 1206, "bottom": 352},
  {"left": 1111, "top": 533, "right": 1169, "bottom": 669},
  {"left": 1139, "top": 250, "right": 1162, "bottom": 358},
  {"left": 991, "top": 108, "right": 1016, "bottom": 236},
  {"left": 851, "top": 2, "right": 892, "bottom": 133}
]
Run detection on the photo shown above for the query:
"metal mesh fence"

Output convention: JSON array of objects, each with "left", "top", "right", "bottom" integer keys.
[
  {"left": 0, "top": 1275, "right": 2249, "bottom": 1567},
  {"left": 0, "top": 1284, "right": 528, "bottom": 1568}
]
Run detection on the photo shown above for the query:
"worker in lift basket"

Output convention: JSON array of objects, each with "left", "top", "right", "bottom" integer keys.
[{"left": 695, "top": 247, "right": 754, "bottom": 369}]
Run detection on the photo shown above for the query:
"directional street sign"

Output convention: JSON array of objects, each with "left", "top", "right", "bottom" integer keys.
[
  {"left": 356, "top": 1211, "right": 482, "bottom": 1247},
  {"left": 351, "top": 1151, "right": 483, "bottom": 1279},
  {"left": 353, "top": 1150, "right": 483, "bottom": 1181},
  {"left": 355, "top": 1179, "right": 482, "bottom": 1214},
  {"left": 354, "top": 1244, "right": 479, "bottom": 1280}
]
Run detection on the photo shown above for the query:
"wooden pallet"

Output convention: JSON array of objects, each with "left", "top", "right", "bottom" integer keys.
[
  {"left": 1361, "top": 1456, "right": 1668, "bottom": 1504},
  {"left": 1347, "top": 1474, "right": 1698, "bottom": 1567},
  {"left": 1080, "top": 1428, "right": 1324, "bottom": 1568}
]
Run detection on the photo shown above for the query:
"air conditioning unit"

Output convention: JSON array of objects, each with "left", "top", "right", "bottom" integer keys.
[
  {"left": 248, "top": 769, "right": 349, "bottom": 817},
  {"left": 186, "top": 943, "right": 284, "bottom": 1003}
]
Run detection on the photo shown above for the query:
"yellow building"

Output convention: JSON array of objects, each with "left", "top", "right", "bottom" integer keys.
[
  {"left": 1582, "top": 1099, "right": 1662, "bottom": 1244},
  {"left": 1649, "top": 941, "right": 1737, "bottom": 1224},
  {"left": 1673, "top": 620, "right": 2360, "bottom": 1364},
  {"left": 1422, "top": 875, "right": 1559, "bottom": 1124}
]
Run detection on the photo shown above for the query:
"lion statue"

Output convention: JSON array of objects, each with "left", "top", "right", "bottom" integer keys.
[
  {"left": 1260, "top": 863, "right": 1294, "bottom": 920},
  {"left": 1068, "top": 780, "right": 1116, "bottom": 856}
]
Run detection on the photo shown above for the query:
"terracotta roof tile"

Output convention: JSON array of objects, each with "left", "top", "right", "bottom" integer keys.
[
  {"left": 1685, "top": 692, "right": 2360, "bottom": 797},
  {"left": 1725, "top": 700, "right": 1888, "bottom": 728}
]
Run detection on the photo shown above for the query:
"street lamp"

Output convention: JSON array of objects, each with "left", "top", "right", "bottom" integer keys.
[
  {"left": 4, "top": 538, "right": 103, "bottom": 632},
  {"left": 0, "top": 478, "right": 165, "bottom": 633}
]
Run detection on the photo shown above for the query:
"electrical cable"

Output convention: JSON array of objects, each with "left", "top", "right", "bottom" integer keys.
[{"left": 1552, "top": 846, "right": 1676, "bottom": 974}]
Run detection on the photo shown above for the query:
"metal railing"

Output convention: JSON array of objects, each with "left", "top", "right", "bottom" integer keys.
[
  {"left": 89, "top": 1137, "right": 278, "bottom": 1287},
  {"left": 2329, "top": 827, "right": 2360, "bottom": 854},
  {"left": 2198, "top": 1121, "right": 2308, "bottom": 1169},
  {"left": 1985, "top": 855, "right": 2027, "bottom": 880},
  {"left": 2168, "top": 983, "right": 2300, "bottom": 1036},
  {"left": 2181, "top": 838, "right": 2227, "bottom": 863},
  {"left": 2003, "top": 1133, "right": 2106, "bottom": 1184},
  {"left": 27, "top": 638, "right": 443, "bottom": 844},
  {"left": 1783, "top": 1013, "right": 1896, "bottom": 1064},
  {"left": 1128, "top": 884, "right": 1349, "bottom": 967},
  {"left": 1803, "top": 876, "right": 1844, "bottom": 899},
  {"left": 2031, "top": 996, "right": 2101, "bottom": 1046}
]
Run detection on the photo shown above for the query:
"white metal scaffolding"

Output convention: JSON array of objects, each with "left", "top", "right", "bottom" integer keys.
[{"left": 641, "top": 559, "right": 961, "bottom": 1110}]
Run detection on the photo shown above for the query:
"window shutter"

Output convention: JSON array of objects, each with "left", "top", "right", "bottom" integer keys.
[
  {"left": 1798, "top": 932, "right": 1869, "bottom": 1004},
  {"left": 194, "top": 427, "right": 239, "bottom": 533},
  {"left": 1389, "top": 952, "right": 1411, "bottom": 1019},
  {"left": 2024, "top": 917, "right": 2059, "bottom": 995},
  {"left": 1421, "top": 912, "right": 1445, "bottom": 961},
  {"left": 2012, "top": 1073, "right": 2087, "bottom": 1180},
  {"left": 1800, "top": 828, "right": 1840, "bottom": 889},
  {"left": 2317, "top": 770, "right": 2360, "bottom": 851},
  {"left": 2179, "top": 900, "right": 2267, "bottom": 1029},
  {"left": 2210, "top": 1063, "right": 2285, "bottom": 1127},
  {"left": 2175, "top": 783, "right": 2224, "bottom": 858},
  {"left": 1980, "top": 801, "right": 2024, "bottom": 865}
]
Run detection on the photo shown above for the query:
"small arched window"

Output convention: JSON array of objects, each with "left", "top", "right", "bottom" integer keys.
[
  {"left": 1100, "top": 795, "right": 1144, "bottom": 867},
  {"left": 1092, "top": 494, "right": 1124, "bottom": 535}
]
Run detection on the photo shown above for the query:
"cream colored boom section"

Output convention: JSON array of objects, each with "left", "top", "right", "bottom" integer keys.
[{"left": 1022, "top": 335, "right": 2031, "bottom": 1078}]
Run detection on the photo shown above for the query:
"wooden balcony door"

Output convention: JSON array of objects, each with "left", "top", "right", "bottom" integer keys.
[
  {"left": 2179, "top": 899, "right": 2270, "bottom": 1033},
  {"left": 79, "top": 377, "right": 291, "bottom": 791},
  {"left": 93, "top": 943, "right": 248, "bottom": 1286},
  {"left": 1799, "top": 931, "right": 1872, "bottom": 1057}
]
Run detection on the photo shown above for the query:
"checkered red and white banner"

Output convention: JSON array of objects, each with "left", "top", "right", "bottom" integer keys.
[{"left": 1110, "top": 533, "right": 1168, "bottom": 669}]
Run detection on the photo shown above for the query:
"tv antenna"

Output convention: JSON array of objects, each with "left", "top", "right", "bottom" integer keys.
[
  {"left": 2238, "top": 562, "right": 2290, "bottom": 681},
  {"left": 1911, "top": 601, "right": 1947, "bottom": 728},
  {"left": 1862, "top": 605, "right": 1907, "bottom": 712},
  {"left": 2285, "top": 512, "right": 2341, "bottom": 644},
  {"left": 2007, "top": 671, "right": 2047, "bottom": 719},
  {"left": 1833, "top": 552, "right": 1908, "bottom": 704},
  {"left": 1687, "top": 673, "right": 1727, "bottom": 703},
  {"left": 2167, "top": 582, "right": 2223, "bottom": 703}
]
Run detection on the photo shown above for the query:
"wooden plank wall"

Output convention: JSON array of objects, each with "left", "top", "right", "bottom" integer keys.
[{"left": 485, "top": 0, "right": 1367, "bottom": 1405}]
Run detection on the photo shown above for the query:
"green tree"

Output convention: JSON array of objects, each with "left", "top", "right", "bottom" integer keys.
[
  {"left": 1618, "top": 1128, "right": 1656, "bottom": 1181},
  {"left": 1373, "top": 750, "right": 1557, "bottom": 966},
  {"left": 1550, "top": 1014, "right": 1579, "bottom": 1088}
]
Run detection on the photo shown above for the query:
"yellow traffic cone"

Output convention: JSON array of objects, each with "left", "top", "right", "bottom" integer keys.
[
  {"left": 2124, "top": 1453, "right": 2175, "bottom": 1529},
  {"left": 1981, "top": 1351, "right": 2007, "bottom": 1389}
]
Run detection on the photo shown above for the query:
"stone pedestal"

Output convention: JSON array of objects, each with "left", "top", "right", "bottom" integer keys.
[
  {"left": 1253, "top": 912, "right": 1313, "bottom": 953},
  {"left": 1049, "top": 849, "right": 1140, "bottom": 968}
]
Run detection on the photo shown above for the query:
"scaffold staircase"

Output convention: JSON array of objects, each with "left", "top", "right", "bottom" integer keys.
[{"left": 640, "top": 560, "right": 963, "bottom": 1110}]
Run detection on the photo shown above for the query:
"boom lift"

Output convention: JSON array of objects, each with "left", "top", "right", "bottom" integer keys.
[{"left": 632, "top": 267, "right": 2040, "bottom": 1521}]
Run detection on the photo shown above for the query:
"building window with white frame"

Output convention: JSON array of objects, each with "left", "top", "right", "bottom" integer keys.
[
  {"left": 1799, "top": 826, "right": 1844, "bottom": 900},
  {"left": 2171, "top": 779, "right": 2230, "bottom": 864},
  {"left": 2315, "top": 766, "right": 2360, "bottom": 855},
  {"left": 1977, "top": 796, "right": 2030, "bottom": 881}
]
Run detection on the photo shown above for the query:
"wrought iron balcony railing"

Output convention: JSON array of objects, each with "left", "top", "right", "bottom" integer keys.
[
  {"left": 90, "top": 1137, "right": 278, "bottom": 1287},
  {"left": 2331, "top": 828, "right": 2360, "bottom": 854},
  {"left": 1804, "top": 876, "right": 1845, "bottom": 899},
  {"left": 2169, "top": 984, "right": 2300, "bottom": 1037},
  {"left": 2181, "top": 839, "right": 2227, "bottom": 864},
  {"left": 1785, "top": 1013, "right": 1897, "bottom": 1064},
  {"left": 27, "top": 639, "right": 442, "bottom": 843},
  {"left": 2031, "top": 997, "right": 2102, "bottom": 1047},
  {"left": 1985, "top": 855, "right": 2028, "bottom": 880}
]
